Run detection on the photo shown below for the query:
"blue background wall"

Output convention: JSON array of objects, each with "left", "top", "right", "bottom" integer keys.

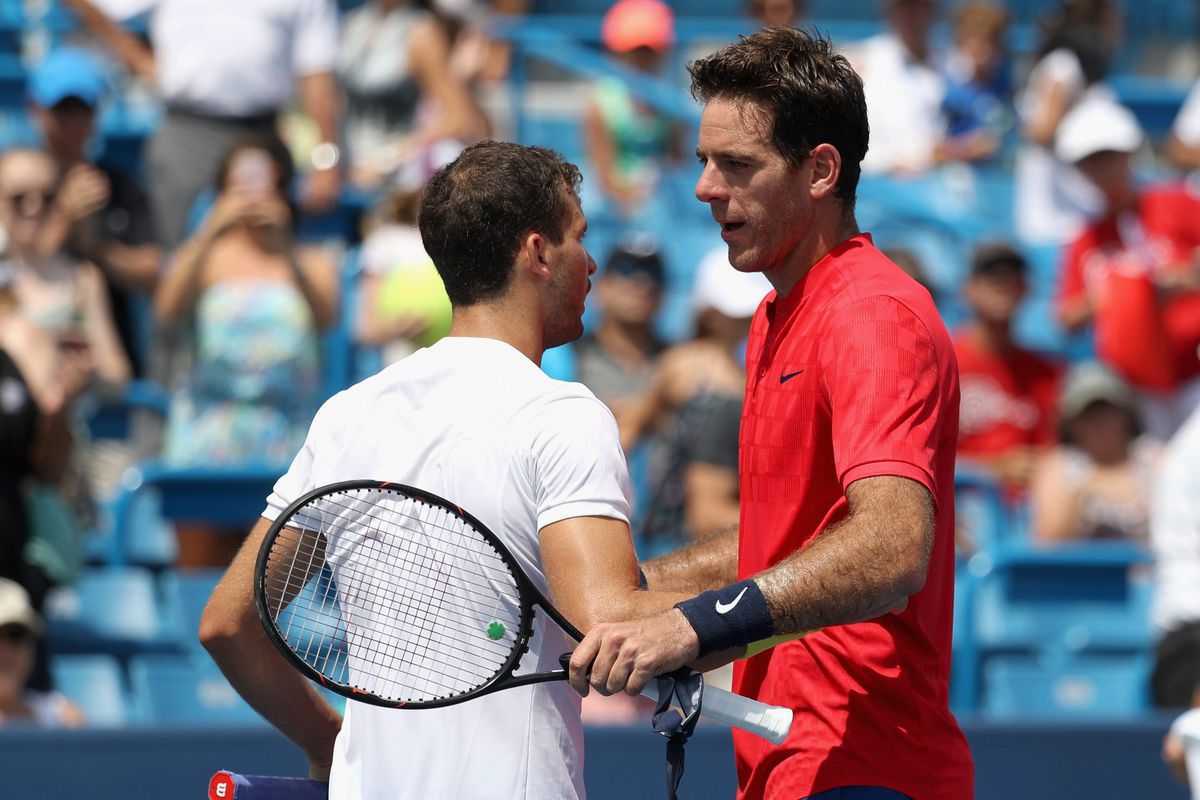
[{"left": 1, "top": 717, "right": 1188, "bottom": 799}]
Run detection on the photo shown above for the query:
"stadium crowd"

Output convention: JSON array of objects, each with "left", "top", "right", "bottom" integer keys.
[{"left": 0, "top": 0, "right": 1196, "bottom": 780}]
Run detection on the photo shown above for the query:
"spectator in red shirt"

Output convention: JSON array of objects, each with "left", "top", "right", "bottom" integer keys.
[
  {"left": 1055, "top": 97, "right": 1200, "bottom": 439},
  {"left": 955, "top": 244, "right": 1061, "bottom": 496},
  {"left": 569, "top": 28, "right": 972, "bottom": 800}
]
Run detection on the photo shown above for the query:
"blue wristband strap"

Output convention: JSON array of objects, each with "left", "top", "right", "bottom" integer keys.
[{"left": 674, "top": 579, "right": 774, "bottom": 658}]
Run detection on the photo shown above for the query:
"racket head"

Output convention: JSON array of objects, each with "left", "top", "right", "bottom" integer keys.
[{"left": 254, "top": 480, "right": 545, "bottom": 710}]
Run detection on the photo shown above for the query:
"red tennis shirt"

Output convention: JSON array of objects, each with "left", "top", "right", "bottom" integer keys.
[{"left": 733, "top": 234, "right": 973, "bottom": 799}]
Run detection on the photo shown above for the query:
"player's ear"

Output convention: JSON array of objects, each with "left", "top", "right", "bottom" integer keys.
[
  {"left": 521, "top": 230, "right": 553, "bottom": 280},
  {"left": 809, "top": 143, "right": 841, "bottom": 202}
]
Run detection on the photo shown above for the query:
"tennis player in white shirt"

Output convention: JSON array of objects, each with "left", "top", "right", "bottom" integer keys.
[{"left": 200, "top": 141, "right": 697, "bottom": 799}]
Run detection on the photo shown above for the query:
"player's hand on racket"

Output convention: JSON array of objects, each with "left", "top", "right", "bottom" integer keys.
[{"left": 569, "top": 607, "right": 710, "bottom": 697}]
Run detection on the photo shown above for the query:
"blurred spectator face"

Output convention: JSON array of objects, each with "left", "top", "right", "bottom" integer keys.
[
  {"left": 0, "top": 581, "right": 40, "bottom": 703},
  {"left": 954, "top": 3, "right": 1008, "bottom": 83},
  {"left": 1076, "top": 150, "right": 1135, "bottom": 210},
  {"left": 1067, "top": 400, "right": 1135, "bottom": 464},
  {"left": 0, "top": 151, "right": 59, "bottom": 252},
  {"left": 0, "top": 623, "right": 36, "bottom": 699},
  {"left": 748, "top": 0, "right": 801, "bottom": 27},
  {"left": 887, "top": 0, "right": 936, "bottom": 49},
  {"left": 34, "top": 98, "right": 95, "bottom": 163},
  {"left": 225, "top": 148, "right": 281, "bottom": 199},
  {"left": 622, "top": 45, "right": 664, "bottom": 74},
  {"left": 965, "top": 261, "right": 1026, "bottom": 325},
  {"left": 598, "top": 271, "right": 662, "bottom": 326}
]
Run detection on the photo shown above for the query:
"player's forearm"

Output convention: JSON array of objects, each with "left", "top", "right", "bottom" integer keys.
[
  {"left": 641, "top": 527, "right": 739, "bottom": 594},
  {"left": 755, "top": 478, "right": 933, "bottom": 634},
  {"left": 203, "top": 620, "right": 342, "bottom": 760},
  {"left": 201, "top": 524, "right": 342, "bottom": 762}
]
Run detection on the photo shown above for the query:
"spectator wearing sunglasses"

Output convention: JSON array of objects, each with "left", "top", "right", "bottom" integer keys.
[
  {"left": 0, "top": 148, "right": 130, "bottom": 392},
  {"left": 0, "top": 579, "right": 84, "bottom": 728}
]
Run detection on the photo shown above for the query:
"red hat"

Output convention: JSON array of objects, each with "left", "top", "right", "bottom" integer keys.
[{"left": 602, "top": 0, "right": 675, "bottom": 53}]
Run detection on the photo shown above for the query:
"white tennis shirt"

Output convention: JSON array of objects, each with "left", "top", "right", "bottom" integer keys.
[
  {"left": 263, "top": 336, "right": 633, "bottom": 800},
  {"left": 94, "top": 0, "right": 337, "bottom": 117}
]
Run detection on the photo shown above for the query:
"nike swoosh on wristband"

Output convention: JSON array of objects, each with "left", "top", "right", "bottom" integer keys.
[
  {"left": 715, "top": 586, "right": 749, "bottom": 614},
  {"left": 779, "top": 370, "right": 804, "bottom": 383}
]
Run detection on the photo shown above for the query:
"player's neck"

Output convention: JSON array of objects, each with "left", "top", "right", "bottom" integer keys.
[
  {"left": 446, "top": 300, "right": 546, "bottom": 366},
  {"left": 768, "top": 209, "right": 860, "bottom": 299}
]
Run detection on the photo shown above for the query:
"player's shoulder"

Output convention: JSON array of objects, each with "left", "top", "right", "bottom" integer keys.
[{"left": 826, "top": 238, "right": 944, "bottom": 327}]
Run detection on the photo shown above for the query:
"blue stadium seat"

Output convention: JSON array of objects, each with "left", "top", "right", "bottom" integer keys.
[
  {"left": 44, "top": 567, "right": 180, "bottom": 657},
  {"left": 950, "top": 560, "right": 980, "bottom": 712},
  {"left": 982, "top": 652, "right": 1152, "bottom": 719},
  {"left": 106, "top": 461, "right": 281, "bottom": 566},
  {"left": 954, "top": 469, "right": 1013, "bottom": 552},
  {"left": 530, "top": 0, "right": 613, "bottom": 15},
  {"left": 969, "top": 543, "right": 1154, "bottom": 655},
  {"left": 51, "top": 654, "right": 130, "bottom": 728},
  {"left": 519, "top": 115, "right": 586, "bottom": 164},
  {"left": 159, "top": 568, "right": 225, "bottom": 654},
  {"left": 128, "top": 655, "right": 266, "bottom": 727},
  {"left": 82, "top": 378, "right": 170, "bottom": 444}
]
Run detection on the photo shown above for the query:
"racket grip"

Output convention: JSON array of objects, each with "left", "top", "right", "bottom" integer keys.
[
  {"left": 209, "top": 771, "right": 329, "bottom": 800},
  {"left": 640, "top": 682, "right": 793, "bottom": 745}
]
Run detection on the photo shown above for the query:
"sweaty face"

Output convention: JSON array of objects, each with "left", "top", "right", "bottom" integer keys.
[
  {"left": 695, "top": 98, "right": 813, "bottom": 281},
  {"left": 544, "top": 197, "right": 596, "bottom": 349}
]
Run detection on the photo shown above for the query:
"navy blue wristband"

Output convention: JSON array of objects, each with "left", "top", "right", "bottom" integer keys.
[{"left": 674, "top": 579, "right": 774, "bottom": 658}]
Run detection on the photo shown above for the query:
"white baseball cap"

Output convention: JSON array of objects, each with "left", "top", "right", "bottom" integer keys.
[
  {"left": 692, "top": 248, "right": 773, "bottom": 319},
  {"left": 0, "top": 578, "right": 41, "bottom": 635},
  {"left": 1055, "top": 98, "right": 1143, "bottom": 164}
]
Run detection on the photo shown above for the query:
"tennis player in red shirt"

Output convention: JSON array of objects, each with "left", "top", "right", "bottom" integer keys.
[{"left": 569, "top": 27, "right": 973, "bottom": 799}]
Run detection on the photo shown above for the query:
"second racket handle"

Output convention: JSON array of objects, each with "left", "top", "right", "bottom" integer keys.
[{"left": 640, "top": 682, "right": 793, "bottom": 745}]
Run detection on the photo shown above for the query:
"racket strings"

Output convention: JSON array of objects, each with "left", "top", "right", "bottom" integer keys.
[{"left": 261, "top": 487, "right": 525, "bottom": 704}]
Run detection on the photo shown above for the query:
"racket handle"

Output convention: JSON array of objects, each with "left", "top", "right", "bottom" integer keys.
[
  {"left": 209, "top": 771, "right": 328, "bottom": 800},
  {"left": 640, "top": 682, "right": 793, "bottom": 745}
]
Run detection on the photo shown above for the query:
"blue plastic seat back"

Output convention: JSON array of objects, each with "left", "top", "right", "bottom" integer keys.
[{"left": 51, "top": 654, "right": 130, "bottom": 728}]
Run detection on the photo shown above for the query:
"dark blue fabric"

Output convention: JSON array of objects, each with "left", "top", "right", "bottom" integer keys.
[
  {"left": 651, "top": 667, "right": 704, "bottom": 800},
  {"left": 674, "top": 579, "right": 774, "bottom": 657},
  {"left": 802, "top": 787, "right": 913, "bottom": 799}
]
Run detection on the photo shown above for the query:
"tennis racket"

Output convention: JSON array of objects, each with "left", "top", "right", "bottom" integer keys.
[
  {"left": 209, "top": 771, "right": 327, "bottom": 800},
  {"left": 253, "top": 479, "right": 793, "bottom": 744}
]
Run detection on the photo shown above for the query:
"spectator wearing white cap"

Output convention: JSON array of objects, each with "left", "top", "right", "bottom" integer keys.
[
  {"left": 621, "top": 248, "right": 771, "bottom": 556},
  {"left": 1012, "top": 0, "right": 1119, "bottom": 246},
  {"left": 1055, "top": 97, "right": 1200, "bottom": 439},
  {"left": 0, "top": 579, "right": 84, "bottom": 728}
]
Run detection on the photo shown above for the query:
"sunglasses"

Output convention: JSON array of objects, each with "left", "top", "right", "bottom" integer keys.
[
  {"left": 6, "top": 190, "right": 57, "bottom": 212},
  {"left": 0, "top": 624, "right": 34, "bottom": 644}
]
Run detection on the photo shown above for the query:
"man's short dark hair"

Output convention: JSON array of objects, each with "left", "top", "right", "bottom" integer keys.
[
  {"left": 419, "top": 141, "right": 582, "bottom": 306},
  {"left": 688, "top": 27, "right": 869, "bottom": 208},
  {"left": 970, "top": 243, "right": 1027, "bottom": 278}
]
